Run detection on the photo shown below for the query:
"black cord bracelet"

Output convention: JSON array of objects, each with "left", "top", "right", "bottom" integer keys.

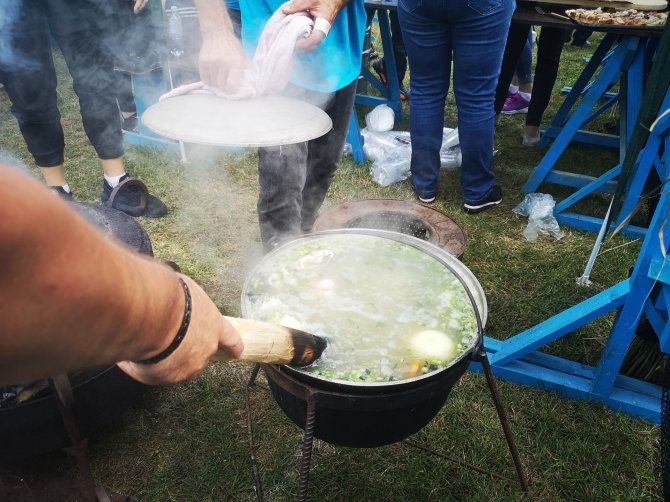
[{"left": 136, "top": 276, "right": 192, "bottom": 365}]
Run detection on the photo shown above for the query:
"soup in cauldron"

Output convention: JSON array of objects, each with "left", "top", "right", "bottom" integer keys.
[{"left": 244, "top": 233, "right": 478, "bottom": 383}]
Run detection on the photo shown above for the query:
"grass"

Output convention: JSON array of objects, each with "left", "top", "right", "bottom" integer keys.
[{"left": 0, "top": 30, "right": 662, "bottom": 500}]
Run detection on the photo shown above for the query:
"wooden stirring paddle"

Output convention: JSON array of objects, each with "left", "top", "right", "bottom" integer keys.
[{"left": 214, "top": 316, "right": 328, "bottom": 367}]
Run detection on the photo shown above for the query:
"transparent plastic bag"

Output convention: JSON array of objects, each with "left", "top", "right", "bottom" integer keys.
[
  {"left": 361, "top": 127, "right": 462, "bottom": 185},
  {"left": 440, "top": 146, "right": 461, "bottom": 170},
  {"left": 513, "top": 193, "right": 565, "bottom": 241},
  {"left": 361, "top": 128, "right": 410, "bottom": 162},
  {"left": 370, "top": 150, "right": 411, "bottom": 186}
]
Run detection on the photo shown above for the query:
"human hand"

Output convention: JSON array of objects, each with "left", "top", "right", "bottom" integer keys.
[
  {"left": 283, "top": 0, "right": 347, "bottom": 52},
  {"left": 133, "top": 0, "right": 149, "bottom": 13},
  {"left": 117, "top": 275, "right": 244, "bottom": 385},
  {"left": 198, "top": 32, "right": 250, "bottom": 92}
]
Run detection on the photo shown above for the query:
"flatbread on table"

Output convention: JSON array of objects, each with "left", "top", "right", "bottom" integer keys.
[{"left": 566, "top": 7, "right": 667, "bottom": 26}]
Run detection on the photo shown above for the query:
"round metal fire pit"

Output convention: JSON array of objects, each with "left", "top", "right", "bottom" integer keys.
[{"left": 313, "top": 199, "right": 466, "bottom": 257}]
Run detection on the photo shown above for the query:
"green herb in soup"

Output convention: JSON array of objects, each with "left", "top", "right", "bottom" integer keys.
[{"left": 244, "top": 234, "right": 477, "bottom": 383}]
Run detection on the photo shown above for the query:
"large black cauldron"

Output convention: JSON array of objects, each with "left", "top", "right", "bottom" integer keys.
[
  {"left": 0, "top": 202, "right": 151, "bottom": 462},
  {"left": 243, "top": 229, "right": 486, "bottom": 448}
]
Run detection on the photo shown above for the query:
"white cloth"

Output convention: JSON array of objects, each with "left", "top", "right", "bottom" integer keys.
[{"left": 160, "top": 4, "right": 313, "bottom": 101}]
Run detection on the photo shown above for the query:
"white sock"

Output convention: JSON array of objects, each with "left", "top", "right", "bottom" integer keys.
[
  {"left": 519, "top": 91, "right": 531, "bottom": 101},
  {"left": 104, "top": 172, "right": 126, "bottom": 188},
  {"left": 61, "top": 184, "right": 71, "bottom": 194},
  {"left": 508, "top": 84, "right": 519, "bottom": 94}
]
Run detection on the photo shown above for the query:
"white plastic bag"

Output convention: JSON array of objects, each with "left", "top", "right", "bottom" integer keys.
[
  {"left": 513, "top": 193, "right": 565, "bottom": 241},
  {"left": 365, "top": 104, "right": 395, "bottom": 132}
]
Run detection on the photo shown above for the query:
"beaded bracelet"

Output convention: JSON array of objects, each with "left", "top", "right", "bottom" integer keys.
[{"left": 136, "top": 276, "right": 192, "bottom": 365}]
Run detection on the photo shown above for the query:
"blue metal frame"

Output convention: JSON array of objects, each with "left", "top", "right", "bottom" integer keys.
[
  {"left": 356, "top": 4, "right": 403, "bottom": 121},
  {"left": 347, "top": 1, "right": 405, "bottom": 164},
  {"left": 122, "top": 68, "right": 184, "bottom": 155},
  {"left": 474, "top": 110, "right": 670, "bottom": 423},
  {"left": 523, "top": 34, "right": 661, "bottom": 239}
]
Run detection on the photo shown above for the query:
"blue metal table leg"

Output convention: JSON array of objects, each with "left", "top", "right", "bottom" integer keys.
[
  {"left": 539, "top": 34, "right": 618, "bottom": 148},
  {"left": 346, "top": 107, "right": 366, "bottom": 164},
  {"left": 523, "top": 38, "right": 639, "bottom": 193},
  {"left": 376, "top": 10, "right": 402, "bottom": 121},
  {"left": 355, "top": 7, "right": 403, "bottom": 121},
  {"left": 124, "top": 68, "right": 183, "bottom": 153}
]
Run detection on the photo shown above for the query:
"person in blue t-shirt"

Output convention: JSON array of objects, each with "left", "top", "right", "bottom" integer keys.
[{"left": 193, "top": 0, "right": 365, "bottom": 251}]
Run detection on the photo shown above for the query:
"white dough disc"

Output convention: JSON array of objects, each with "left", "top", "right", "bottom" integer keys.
[{"left": 141, "top": 94, "right": 333, "bottom": 147}]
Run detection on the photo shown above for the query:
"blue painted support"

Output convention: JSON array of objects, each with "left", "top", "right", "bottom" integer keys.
[
  {"left": 592, "top": 182, "right": 670, "bottom": 396},
  {"left": 552, "top": 88, "right": 670, "bottom": 239},
  {"left": 553, "top": 165, "right": 620, "bottom": 213},
  {"left": 555, "top": 213, "right": 648, "bottom": 240},
  {"left": 473, "top": 338, "right": 662, "bottom": 423},
  {"left": 524, "top": 37, "right": 641, "bottom": 193},
  {"left": 355, "top": 2, "right": 403, "bottom": 120},
  {"left": 539, "top": 34, "right": 618, "bottom": 148},
  {"left": 123, "top": 68, "right": 183, "bottom": 154},
  {"left": 561, "top": 86, "right": 618, "bottom": 101},
  {"left": 488, "top": 280, "right": 631, "bottom": 366},
  {"left": 480, "top": 106, "right": 670, "bottom": 423},
  {"left": 346, "top": 107, "right": 366, "bottom": 163},
  {"left": 544, "top": 168, "right": 618, "bottom": 192}
]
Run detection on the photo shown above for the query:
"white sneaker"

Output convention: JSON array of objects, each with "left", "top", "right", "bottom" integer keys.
[
  {"left": 522, "top": 132, "right": 541, "bottom": 147},
  {"left": 418, "top": 194, "right": 436, "bottom": 204}
]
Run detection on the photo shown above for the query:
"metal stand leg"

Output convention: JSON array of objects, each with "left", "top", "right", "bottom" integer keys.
[
  {"left": 475, "top": 350, "right": 530, "bottom": 493},
  {"left": 297, "top": 394, "right": 317, "bottom": 502},
  {"left": 49, "top": 375, "right": 110, "bottom": 502},
  {"left": 245, "top": 365, "right": 265, "bottom": 502}
]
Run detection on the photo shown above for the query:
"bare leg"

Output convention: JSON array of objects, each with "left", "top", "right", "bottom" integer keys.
[{"left": 100, "top": 157, "right": 125, "bottom": 177}]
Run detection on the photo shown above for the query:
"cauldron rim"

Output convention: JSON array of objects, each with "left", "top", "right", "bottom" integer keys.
[{"left": 241, "top": 228, "right": 487, "bottom": 390}]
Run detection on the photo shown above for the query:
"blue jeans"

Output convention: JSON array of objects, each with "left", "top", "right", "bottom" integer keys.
[
  {"left": 399, "top": 0, "right": 514, "bottom": 203},
  {"left": 515, "top": 27, "right": 533, "bottom": 85}
]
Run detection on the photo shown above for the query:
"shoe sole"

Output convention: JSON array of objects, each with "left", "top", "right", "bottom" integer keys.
[
  {"left": 501, "top": 108, "right": 529, "bottom": 115},
  {"left": 463, "top": 199, "right": 501, "bottom": 214}
]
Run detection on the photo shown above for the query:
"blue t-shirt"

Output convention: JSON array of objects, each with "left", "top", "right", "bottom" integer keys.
[
  {"left": 226, "top": 0, "right": 240, "bottom": 11},
  {"left": 239, "top": 0, "right": 366, "bottom": 92}
]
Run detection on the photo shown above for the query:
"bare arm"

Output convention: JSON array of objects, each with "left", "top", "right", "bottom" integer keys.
[
  {"left": 283, "top": 0, "right": 350, "bottom": 52},
  {"left": 193, "top": 0, "right": 250, "bottom": 92},
  {"left": 0, "top": 166, "right": 243, "bottom": 386}
]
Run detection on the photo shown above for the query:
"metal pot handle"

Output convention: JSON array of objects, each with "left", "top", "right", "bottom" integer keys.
[{"left": 435, "top": 259, "right": 486, "bottom": 361}]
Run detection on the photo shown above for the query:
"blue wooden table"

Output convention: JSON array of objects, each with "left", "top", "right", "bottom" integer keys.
[
  {"left": 514, "top": 7, "right": 664, "bottom": 238},
  {"left": 478, "top": 100, "right": 670, "bottom": 422},
  {"left": 346, "top": 0, "right": 405, "bottom": 164}
]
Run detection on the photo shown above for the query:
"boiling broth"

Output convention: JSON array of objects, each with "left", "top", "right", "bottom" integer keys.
[{"left": 244, "top": 234, "right": 477, "bottom": 383}]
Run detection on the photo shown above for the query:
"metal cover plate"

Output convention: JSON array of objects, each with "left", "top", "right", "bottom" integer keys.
[{"left": 141, "top": 94, "right": 333, "bottom": 147}]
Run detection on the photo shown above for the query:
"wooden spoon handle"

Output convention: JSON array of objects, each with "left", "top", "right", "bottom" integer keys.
[{"left": 214, "top": 316, "right": 327, "bottom": 366}]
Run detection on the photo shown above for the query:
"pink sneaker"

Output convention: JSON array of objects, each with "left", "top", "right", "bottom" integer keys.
[{"left": 502, "top": 92, "right": 530, "bottom": 115}]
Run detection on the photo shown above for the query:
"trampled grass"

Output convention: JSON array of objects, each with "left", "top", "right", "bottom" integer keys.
[{"left": 0, "top": 30, "right": 662, "bottom": 501}]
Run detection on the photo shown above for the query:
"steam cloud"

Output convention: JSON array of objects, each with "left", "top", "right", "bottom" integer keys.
[{"left": 0, "top": 3, "right": 38, "bottom": 72}]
